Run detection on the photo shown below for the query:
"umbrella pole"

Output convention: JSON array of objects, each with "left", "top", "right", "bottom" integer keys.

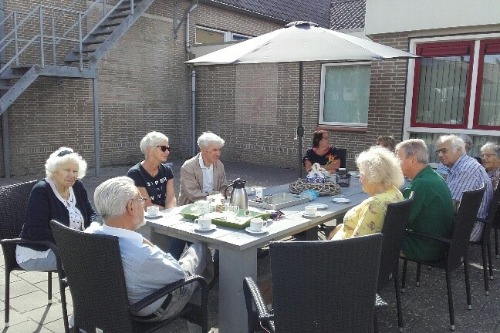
[{"left": 297, "top": 61, "right": 304, "bottom": 178}]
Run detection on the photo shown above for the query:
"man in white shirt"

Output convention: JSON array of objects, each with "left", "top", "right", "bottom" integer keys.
[{"left": 86, "top": 176, "right": 212, "bottom": 332}]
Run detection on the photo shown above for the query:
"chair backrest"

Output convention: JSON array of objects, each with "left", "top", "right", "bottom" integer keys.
[
  {"left": 270, "top": 233, "right": 383, "bottom": 333},
  {"left": 50, "top": 220, "right": 135, "bottom": 332},
  {"left": 378, "top": 192, "right": 414, "bottom": 290},
  {"left": 0, "top": 180, "right": 37, "bottom": 240},
  {"left": 448, "top": 185, "right": 485, "bottom": 270},
  {"left": 337, "top": 148, "right": 347, "bottom": 169},
  {"left": 0, "top": 180, "right": 37, "bottom": 269},
  {"left": 486, "top": 187, "right": 500, "bottom": 230}
]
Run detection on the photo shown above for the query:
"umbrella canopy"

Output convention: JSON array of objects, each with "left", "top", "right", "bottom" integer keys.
[
  {"left": 186, "top": 21, "right": 417, "bottom": 65},
  {"left": 186, "top": 21, "right": 417, "bottom": 177}
]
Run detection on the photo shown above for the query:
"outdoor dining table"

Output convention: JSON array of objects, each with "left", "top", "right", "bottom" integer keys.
[{"left": 145, "top": 179, "right": 367, "bottom": 333}]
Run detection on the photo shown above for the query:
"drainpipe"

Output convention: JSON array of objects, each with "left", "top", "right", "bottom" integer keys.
[
  {"left": 184, "top": 5, "right": 197, "bottom": 156},
  {"left": 190, "top": 68, "right": 196, "bottom": 156}
]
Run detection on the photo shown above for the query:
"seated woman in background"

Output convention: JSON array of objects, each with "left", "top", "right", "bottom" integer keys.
[
  {"left": 127, "top": 131, "right": 176, "bottom": 209},
  {"left": 329, "top": 146, "right": 404, "bottom": 240},
  {"left": 480, "top": 142, "right": 500, "bottom": 190},
  {"left": 16, "top": 147, "right": 97, "bottom": 271},
  {"left": 303, "top": 130, "right": 343, "bottom": 173},
  {"left": 376, "top": 135, "right": 396, "bottom": 151}
]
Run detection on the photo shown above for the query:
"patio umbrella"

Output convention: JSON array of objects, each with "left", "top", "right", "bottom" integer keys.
[{"left": 186, "top": 21, "right": 418, "bottom": 177}]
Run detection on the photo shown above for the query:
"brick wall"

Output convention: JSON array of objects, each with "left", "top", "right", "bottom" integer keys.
[
  {"left": 0, "top": 0, "right": 304, "bottom": 176},
  {"left": 367, "top": 33, "right": 410, "bottom": 147}
]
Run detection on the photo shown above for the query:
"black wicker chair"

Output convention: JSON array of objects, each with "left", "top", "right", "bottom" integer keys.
[
  {"left": 494, "top": 203, "right": 500, "bottom": 258},
  {"left": 470, "top": 187, "right": 500, "bottom": 295},
  {"left": 401, "top": 185, "right": 485, "bottom": 331},
  {"left": 376, "top": 192, "right": 414, "bottom": 332},
  {"left": 0, "top": 180, "right": 69, "bottom": 332},
  {"left": 50, "top": 220, "right": 209, "bottom": 333},
  {"left": 243, "top": 233, "right": 383, "bottom": 333}
]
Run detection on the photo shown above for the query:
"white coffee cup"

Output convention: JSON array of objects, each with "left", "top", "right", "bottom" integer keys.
[
  {"left": 195, "top": 200, "right": 210, "bottom": 215},
  {"left": 250, "top": 218, "right": 267, "bottom": 232},
  {"left": 304, "top": 205, "right": 317, "bottom": 217},
  {"left": 146, "top": 205, "right": 159, "bottom": 217},
  {"left": 196, "top": 216, "right": 212, "bottom": 230}
]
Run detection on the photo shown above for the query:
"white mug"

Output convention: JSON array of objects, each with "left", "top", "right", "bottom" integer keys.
[
  {"left": 146, "top": 205, "right": 159, "bottom": 217},
  {"left": 250, "top": 218, "right": 267, "bottom": 232},
  {"left": 196, "top": 216, "right": 212, "bottom": 230},
  {"left": 304, "top": 205, "right": 317, "bottom": 217}
]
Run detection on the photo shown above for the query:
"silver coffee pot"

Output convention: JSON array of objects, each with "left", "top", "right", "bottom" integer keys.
[{"left": 225, "top": 178, "right": 248, "bottom": 211}]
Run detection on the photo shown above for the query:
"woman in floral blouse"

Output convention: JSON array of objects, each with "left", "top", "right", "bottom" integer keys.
[{"left": 329, "top": 146, "right": 404, "bottom": 240}]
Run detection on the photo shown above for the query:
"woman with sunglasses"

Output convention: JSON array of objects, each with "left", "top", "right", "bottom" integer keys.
[
  {"left": 302, "top": 130, "right": 343, "bottom": 173},
  {"left": 127, "top": 131, "right": 176, "bottom": 209},
  {"left": 16, "top": 147, "right": 97, "bottom": 271}
]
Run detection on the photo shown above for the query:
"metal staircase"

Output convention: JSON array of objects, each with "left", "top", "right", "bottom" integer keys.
[{"left": 0, "top": 0, "right": 155, "bottom": 115}]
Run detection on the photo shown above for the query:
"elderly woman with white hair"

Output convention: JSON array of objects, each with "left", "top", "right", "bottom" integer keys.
[
  {"left": 329, "top": 146, "right": 404, "bottom": 240},
  {"left": 480, "top": 142, "right": 500, "bottom": 190},
  {"left": 16, "top": 147, "right": 97, "bottom": 271},
  {"left": 127, "top": 131, "right": 176, "bottom": 209}
]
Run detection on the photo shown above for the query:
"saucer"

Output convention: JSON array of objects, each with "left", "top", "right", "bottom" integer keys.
[
  {"left": 245, "top": 227, "right": 268, "bottom": 235},
  {"left": 309, "top": 203, "right": 328, "bottom": 210},
  {"left": 194, "top": 225, "right": 217, "bottom": 232},
  {"left": 145, "top": 214, "right": 162, "bottom": 219},
  {"left": 302, "top": 212, "right": 318, "bottom": 218},
  {"left": 332, "top": 197, "right": 351, "bottom": 204}
]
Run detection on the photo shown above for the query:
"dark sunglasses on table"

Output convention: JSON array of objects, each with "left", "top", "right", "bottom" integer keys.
[{"left": 157, "top": 145, "right": 171, "bottom": 152}]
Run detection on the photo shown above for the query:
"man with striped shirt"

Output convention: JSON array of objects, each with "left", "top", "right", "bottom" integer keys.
[{"left": 436, "top": 135, "right": 493, "bottom": 241}]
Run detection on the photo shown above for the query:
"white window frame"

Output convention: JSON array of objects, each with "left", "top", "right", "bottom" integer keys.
[
  {"left": 319, "top": 62, "right": 371, "bottom": 128},
  {"left": 403, "top": 32, "right": 500, "bottom": 139},
  {"left": 195, "top": 26, "right": 252, "bottom": 44}
]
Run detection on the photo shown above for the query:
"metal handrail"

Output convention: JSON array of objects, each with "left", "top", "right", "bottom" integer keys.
[
  {"left": 0, "top": 4, "right": 86, "bottom": 73},
  {"left": 0, "top": 0, "right": 135, "bottom": 73}
]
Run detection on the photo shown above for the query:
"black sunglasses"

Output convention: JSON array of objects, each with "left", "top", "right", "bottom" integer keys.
[{"left": 157, "top": 145, "right": 171, "bottom": 152}]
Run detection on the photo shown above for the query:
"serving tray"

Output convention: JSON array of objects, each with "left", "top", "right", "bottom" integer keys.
[
  {"left": 180, "top": 204, "right": 270, "bottom": 229},
  {"left": 248, "top": 192, "right": 309, "bottom": 210}
]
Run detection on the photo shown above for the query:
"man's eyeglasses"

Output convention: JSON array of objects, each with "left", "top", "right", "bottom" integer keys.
[
  {"left": 132, "top": 196, "right": 147, "bottom": 205},
  {"left": 481, "top": 153, "right": 495, "bottom": 159},
  {"left": 157, "top": 145, "right": 171, "bottom": 152},
  {"left": 435, "top": 147, "right": 451, "bottom": 155}
]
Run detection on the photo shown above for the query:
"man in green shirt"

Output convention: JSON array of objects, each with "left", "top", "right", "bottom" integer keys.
[{"left": 396, "top": 139, "right": 455, "bottom": 261}]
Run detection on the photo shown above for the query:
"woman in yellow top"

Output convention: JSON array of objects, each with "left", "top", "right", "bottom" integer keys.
[{"left": 329, "top": 146, "right": 404, "bottom": 240}]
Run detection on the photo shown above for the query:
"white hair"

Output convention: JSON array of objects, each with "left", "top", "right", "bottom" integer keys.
[
  {"left": 436, "top": 135, "right": 465, "bottom": 155},
  {"left": 139, "top": 131, "right": 169, "bottom": 155},
  {"left": 45, "top": 147, "right": 87, "bottom": 179},
  {"left": 395, "top": 139, "right": 429, "bottom": 164},
  {"left": 356, "top": 146, "right": 404, "bottom": 188},
  {"left": 94, "top": 176, "right": 138, "bottom": 221},
  {"left": 481, "top": 142, "right": 499, "bottom": 157},
  {"left": 197, "top": 132, "right": 224, "bottom": 149}
]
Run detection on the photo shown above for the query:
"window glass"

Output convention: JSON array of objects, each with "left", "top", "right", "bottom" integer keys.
[
  {"left": 195, "top": 27, "right": 224, "bottom": 44},
  {"left": 415, "top": 56, "right": 470, "bottom": 126},
  {"left": 478, "top": 53, "right": 500, "bottom": 127},
  {"left": 320, "top": 64, "right": 370, "bottom": 126}
]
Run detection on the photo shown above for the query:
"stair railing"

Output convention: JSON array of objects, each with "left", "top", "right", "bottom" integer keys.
[{"left": 0, "top": 5, "right": 85, "bottom": 73}]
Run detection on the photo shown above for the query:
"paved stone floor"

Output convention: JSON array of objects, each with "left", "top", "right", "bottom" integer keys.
[{"left": 1, "top": 160, "right": 500, "bottom": 332}]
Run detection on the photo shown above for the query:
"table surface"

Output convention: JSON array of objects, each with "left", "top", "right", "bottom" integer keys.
[{"left": 146, "top": 179, "right": 367, "bottom": 333}]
